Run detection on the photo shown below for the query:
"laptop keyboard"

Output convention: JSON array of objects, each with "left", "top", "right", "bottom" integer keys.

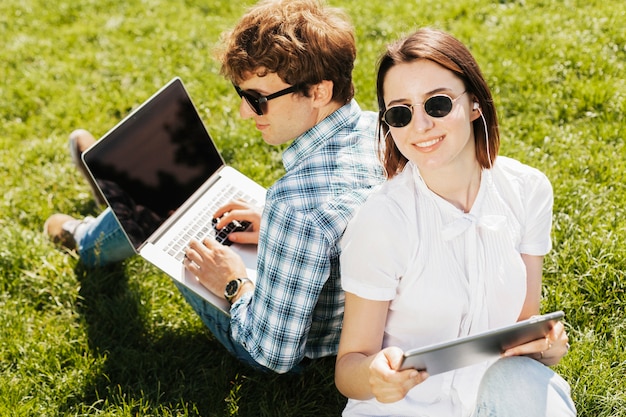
[{"left": 164, "top": 185, "right": 258, "bottom": 261}]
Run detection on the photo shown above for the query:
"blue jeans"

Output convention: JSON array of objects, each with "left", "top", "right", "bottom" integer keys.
[
  {"left": 474, "top": 356, "right": 577, "bottom": 417},
  {"left": 74, "top": 208, "right": 135, "bottom": 267},
  {"left": 173, "top": 282, "right": 270, "bottom": 371},
  {"left": 74, "top": 208, "right": 270, "bottom": 371}
]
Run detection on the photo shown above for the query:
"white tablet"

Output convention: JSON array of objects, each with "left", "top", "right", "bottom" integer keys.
[{"left": 400, "top": 311, "right": 565, "bottom": 375}]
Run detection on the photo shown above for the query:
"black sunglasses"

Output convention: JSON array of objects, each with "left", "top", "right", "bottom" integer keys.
[
  {"left": 382, "top": 91, "right": 467, "bottom": 128},
  {"left": 233, "top": 84, "right": 298, "bottom": 116}
]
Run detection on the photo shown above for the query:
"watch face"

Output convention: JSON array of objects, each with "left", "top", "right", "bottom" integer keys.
[{"left": 225, "top": 279, "right": 239, "bottom": 297}]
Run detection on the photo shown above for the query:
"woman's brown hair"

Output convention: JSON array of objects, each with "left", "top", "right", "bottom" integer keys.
[{"left": 376, "top": 28, "right": 500, "bottom": 178}]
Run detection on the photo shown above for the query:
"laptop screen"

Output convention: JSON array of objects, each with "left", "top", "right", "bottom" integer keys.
[{"left": 83, "top": 78, "right": 225, "bottom": 248}]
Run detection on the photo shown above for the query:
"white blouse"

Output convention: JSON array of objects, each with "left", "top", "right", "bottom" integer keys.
[{"left": 340, "top": 157, "right": 553, "bottom": 416}]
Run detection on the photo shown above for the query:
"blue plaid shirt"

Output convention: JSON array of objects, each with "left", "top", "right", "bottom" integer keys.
[{"left": 230, "top": 100, "right": 384, "bottom": 373}]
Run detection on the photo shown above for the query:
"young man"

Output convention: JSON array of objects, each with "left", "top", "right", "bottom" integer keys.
[{"left": 44, "top": 0, "right": 384, "bottom": 373}]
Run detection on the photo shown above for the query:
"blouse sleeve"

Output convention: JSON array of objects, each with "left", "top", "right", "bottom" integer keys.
[
  {"left": 519, "top": 169, "right": 554, "bottom": 256},
  {"left": 340, "top": 193, "right": 413, "bottom": 301}
]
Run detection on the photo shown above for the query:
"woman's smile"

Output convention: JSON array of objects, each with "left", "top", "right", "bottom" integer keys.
[{"left": 414, "top": 135, "right": 444, "bottom": 149}]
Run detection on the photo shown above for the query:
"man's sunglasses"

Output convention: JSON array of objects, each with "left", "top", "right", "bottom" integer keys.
[
  {"left": 382, "top": 91, "right": 467, "bottom": 128},
  {"left": 233, "top": 84, "right": 298, "bottom": 116}
]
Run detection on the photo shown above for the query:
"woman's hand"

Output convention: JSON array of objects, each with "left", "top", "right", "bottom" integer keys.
[
  {"left": 336, "top": 295, "right": 427, "bottom": 402},
  {"left": 502, "top": 321, "right": 570, "bottom": 366},
  {"left": 369, "top": 346, "right": 429, "bottom": 403}
]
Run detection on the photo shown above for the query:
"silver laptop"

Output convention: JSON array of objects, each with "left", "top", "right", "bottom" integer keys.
[{"left": 82, "top": 77, "right": 266, "bottom": 312}]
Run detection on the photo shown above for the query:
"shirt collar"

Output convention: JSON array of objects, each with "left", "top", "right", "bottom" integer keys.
[{"left": 282, "top": 99, "right": 362, "bottom": 171}]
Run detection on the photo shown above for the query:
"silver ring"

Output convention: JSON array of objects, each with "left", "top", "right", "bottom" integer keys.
[{"left": 540, "top": 351, "right": 544, "bottom": 359}]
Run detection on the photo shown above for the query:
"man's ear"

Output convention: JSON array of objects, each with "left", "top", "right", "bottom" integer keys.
[{"left": 311, "top": 80, "right": 334, "bottom": 107}]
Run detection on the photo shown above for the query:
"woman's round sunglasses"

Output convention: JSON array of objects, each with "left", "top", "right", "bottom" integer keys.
[
  {"left": 233, "top": 84, "right": 298, "bottom": 116},
  {"left": 382, "top": 91, "right": 467, "bottom": 128}
]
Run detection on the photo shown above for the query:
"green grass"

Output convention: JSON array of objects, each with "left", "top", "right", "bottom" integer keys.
[{"left": 1, "top": 0, "right": 625, "bottom": 415}]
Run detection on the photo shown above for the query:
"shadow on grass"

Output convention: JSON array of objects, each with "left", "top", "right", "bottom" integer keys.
[{"left": 68, "top": 262, "right": 346, "bottom": 416}]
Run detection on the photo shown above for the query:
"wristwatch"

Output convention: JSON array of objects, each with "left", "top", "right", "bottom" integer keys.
[{"left": 224, "top": 277, "right": 253, "bottom": 304}]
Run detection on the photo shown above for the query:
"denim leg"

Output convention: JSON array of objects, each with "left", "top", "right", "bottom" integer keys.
[
  {"left": 474, "top": 356, "right": 577, "bottom": 417},
  {"left": 172, "top": 281, "right": 270, "bottom": 372},
  {"left": 75, "top": 208, "right": 135, "bottom": 268}
]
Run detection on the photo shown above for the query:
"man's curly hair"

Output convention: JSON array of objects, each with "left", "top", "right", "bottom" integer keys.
[{"left": 216, "top": 0, "right": 356, "bottom": 103}]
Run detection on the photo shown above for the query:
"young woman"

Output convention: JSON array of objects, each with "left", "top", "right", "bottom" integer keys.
[{"left": 335, "top": 28, "right": 576, "bottom": 416}]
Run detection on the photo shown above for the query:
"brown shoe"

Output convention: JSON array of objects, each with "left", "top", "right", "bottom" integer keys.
[
  {"left": 43, "top": 213, "right": 95, "bottom": 251},
  {"left": 69, "top": 129, "right": 107, "bottom": 206}
]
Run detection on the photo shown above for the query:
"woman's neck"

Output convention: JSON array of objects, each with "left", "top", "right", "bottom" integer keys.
[{"left": 420, "top": 161, "right": 482, "bottom": 213}]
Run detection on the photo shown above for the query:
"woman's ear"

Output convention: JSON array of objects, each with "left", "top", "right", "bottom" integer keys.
[{"left": 470, "top": 100, "right": 482, "bottom": 122}]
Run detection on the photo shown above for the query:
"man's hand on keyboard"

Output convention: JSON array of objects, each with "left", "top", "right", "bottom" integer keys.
[
  {"left": 213, "top": 200, "right": 262, "bottom": 245},
  {"left": 184, "top": 236, "right": 248, "bottom": 298}
]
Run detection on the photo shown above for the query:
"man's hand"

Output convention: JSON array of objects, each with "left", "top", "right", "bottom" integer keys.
[
  {"left": 214, "top": 200, "right": 262, "bottom": 245},
  {"left": 184, "top": 236, "right": 248, "bottom": 299}
]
